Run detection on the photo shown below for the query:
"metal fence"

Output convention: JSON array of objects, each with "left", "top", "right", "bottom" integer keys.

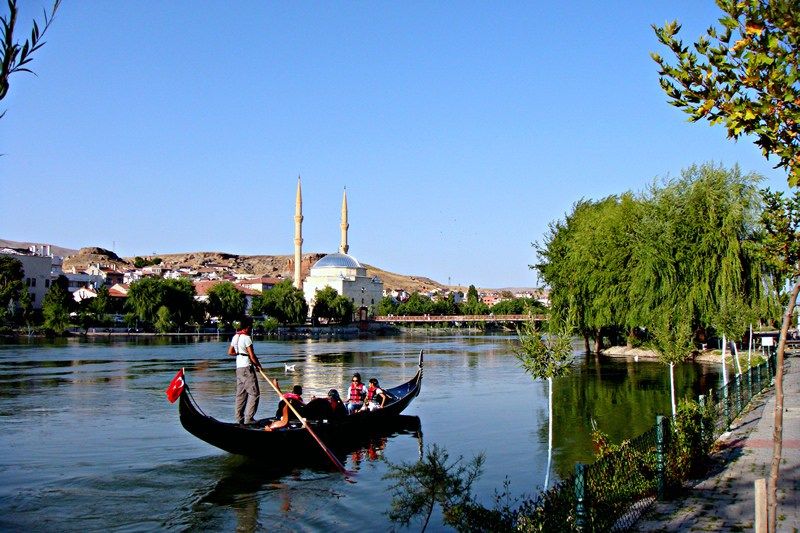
[{"left": 515, "top": 353, "right": 776, "bottom": 532}]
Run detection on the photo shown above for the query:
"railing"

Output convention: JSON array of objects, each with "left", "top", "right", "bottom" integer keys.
[
  {"left": 512, "top": 352, "right": 776, "bottom": 532},
  {"left": 372, "top": 314, "right": 545, "bottom": 323}
]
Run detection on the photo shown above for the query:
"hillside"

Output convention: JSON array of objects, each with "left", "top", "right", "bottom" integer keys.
[{"left": 6, "top": 240, "right": 448, "bottom": 293}]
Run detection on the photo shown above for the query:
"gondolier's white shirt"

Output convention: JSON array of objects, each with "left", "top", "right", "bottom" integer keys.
[{"left": 231, "top": 333, "right": 254, "bottom": 368}]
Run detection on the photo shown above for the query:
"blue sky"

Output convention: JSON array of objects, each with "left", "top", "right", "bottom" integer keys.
[{"left": 2, "top": 1, "right": 790, "bottom": 288}]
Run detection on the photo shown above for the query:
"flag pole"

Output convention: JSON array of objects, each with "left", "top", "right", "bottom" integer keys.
[{"left": 257, "top": 368, "right": 353, "bottom": 481}]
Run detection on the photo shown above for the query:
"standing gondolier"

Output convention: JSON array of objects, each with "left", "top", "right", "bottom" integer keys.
[{"left": 228, "top": 316, "right": 262, "bottom": 425}]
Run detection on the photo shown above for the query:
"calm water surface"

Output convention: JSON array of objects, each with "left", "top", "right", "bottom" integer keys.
[{"left": 0, "top": 334, "right": 720, "bottom": 531}]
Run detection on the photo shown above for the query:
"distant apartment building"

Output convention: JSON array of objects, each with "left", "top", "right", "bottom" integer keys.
[{"left": 0, "top": 248, "right": 54, "bottom": 309}]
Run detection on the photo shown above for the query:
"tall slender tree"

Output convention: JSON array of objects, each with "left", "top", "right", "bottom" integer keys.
[{"left": 513, "top": 318, "right": 573, "bottom": 489}]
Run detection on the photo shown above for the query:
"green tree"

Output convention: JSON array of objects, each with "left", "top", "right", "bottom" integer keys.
[
  {"left": 1, "top": 0, "right": 60, "bottom": 118},
  {"left": 311, "top": 286, "right": 338, "bottom": 323},
  {"left": 162, "top": 278, "right": 196, "bottom": 331},
  {"left": 207, "top": 281, "right": 245, "bottom": 327},
  {"left": 154, "top": 305, "right": 174, "bottom": 333},
  {"left": 758, "top": 188, "right": 800, "bottom": 530},
  {"left": 513, "top": 318, "right": 573, "bottom": 489},
  {"left": 332, "top": 294, "right": 354, "bottom": 324},
  {"left": 651, "top": 307, "right": 695, "bottom": 418},
  {"left": 42, "top": 275, "right": 71, "bottom": 334},
  {"left": 0, "top": 255, "right": 24, "bottom": 324},
  {"left": 375, "top": 295, "right": 398, "bottom": 316},
  {"left": 397, "top": 292, "right": 433, "bottom": 316},
  {"left": 466, "top": 285, "right": 479, "bottom": 305},
  {"left": 652, "top": 1, "right": 800, "bottom": 186},
  {"left": 125, "top": 277, "right": 165, "bottom": 329},
  {"left": 312, "top": 286, "right": 355, "bottom": 324},
  {"left": 257, "top": 280, "right": 308, "bottom": 325},
  {"left": 430, "top": 292, "right": 460, "bottom": 315},
  {"left": 535, "top": 164, "right": 770, "bottom": 352}
]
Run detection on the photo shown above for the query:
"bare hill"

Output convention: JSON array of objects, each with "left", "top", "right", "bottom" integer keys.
[{"left": 54, "top": 245, "right": 445, "bottom": 293}]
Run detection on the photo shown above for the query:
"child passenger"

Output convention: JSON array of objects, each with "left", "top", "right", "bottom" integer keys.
[{"left": 362, "top": 378, "right": 388, "bottom": 411}]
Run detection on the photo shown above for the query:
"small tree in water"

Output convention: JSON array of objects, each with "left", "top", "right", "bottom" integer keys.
[
  {"left": 513, "top": 317, "right": 572, "bottom": 489},
  {"left": 384, "top": 444, "right": 484, "bottom": 532}
]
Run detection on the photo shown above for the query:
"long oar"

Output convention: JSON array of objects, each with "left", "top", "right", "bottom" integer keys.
[{"left": 257, "top": 367, "right": 353, "bottom": 481}]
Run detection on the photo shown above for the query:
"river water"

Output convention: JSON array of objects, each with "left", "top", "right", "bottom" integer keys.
[{"left": 0, "top": 334, "right": 720, "bottom": 531}]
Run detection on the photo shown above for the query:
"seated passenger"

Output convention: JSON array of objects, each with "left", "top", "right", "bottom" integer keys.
[
  {"left": 326, "top": 389, "right": 347, "bottom": 418},
  {"left": 264, "top": 381, "right": 305, "bottom": 431},
  {"left": 303, "top": 389, "right": 347, "bottom": 421},
  {"left": 361, "top": 378, "right": 389, "bottom": 412},
  {"left": 346, "top": 373, "right": 367, "bottom": 415}
]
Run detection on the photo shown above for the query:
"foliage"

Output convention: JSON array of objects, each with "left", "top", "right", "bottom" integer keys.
[
  {"left": 253, "top": 280, "right": 308, "bottom": 325},
  {"left": 467, "top": 284, "right": 479, "bottom": 304},
  {"left": 260, "top": 316, "right": 279, "bottom": 333},
  {"left": 384, "top": 444, "right": 485, "bottom": 532},
  {"left": 396, "top": 292, "right": 433, "bottom": 316},
  {"left": 133, "top": 256, "right": 163, "bottom": 268},
  {"left": 652, "top": 1, "right": 800, "bottom": 186},
  {"left": 154, "top": 305, "right": 174, "bottom": 333},
  {"left": 0, "top": 255, "right": 24, "bottom": 324},
  {"left": 311, "top": 286, "right": 354, "bottom": 323},
  {"left": 125, "top": 277, "right": 197, "bottom": 331},
  {"left": 761, "top": 189, "right": 800, "bottom": 281},
  {"left": 0, "top": 0, "right": 60, "bottom": 117},
  {"left": 491, "top": 297, "right": 545, "bottom": 315},
  {"left": 534, "top": 163, "right": 771, "bottom": 346},
  {"left": 41, "top": 275, "right": 71, "bottom": 334},
  {"left": 206, "top": 281, "right": 245, "bottom": 326},
  {"left": 652, "top": 308, "right": 694, "bottom": 366},
  {"left": 513, "top": 319, "right": 573, "bottom": 381},
  {"left": 668, "top": 399, "right": 717, "bottom": 482},
  {"left": 375, "top": 295, "right": 398, "bottom": 316}
]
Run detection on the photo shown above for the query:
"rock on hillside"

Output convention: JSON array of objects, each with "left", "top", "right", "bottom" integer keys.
[{"left": 62, "top": 247, "right": 130, "bottom": 272}]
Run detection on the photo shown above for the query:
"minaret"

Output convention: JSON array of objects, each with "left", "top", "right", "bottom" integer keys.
[
  {"left": 339, "top": 187, "right": 349, "bottom": 255},
  {"left": 294, "top": 176, "right": 303, "bottom": 289}
]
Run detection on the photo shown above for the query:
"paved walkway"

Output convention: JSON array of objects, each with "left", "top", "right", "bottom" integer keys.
[{"left": 637, "top": 356, "right": 800, "bottom": 532}]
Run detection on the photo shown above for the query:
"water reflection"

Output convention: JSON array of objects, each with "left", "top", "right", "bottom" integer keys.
[
  {"left": 549, "top": 355, "right": 720, "bottom": 476},
  {"left": 186, "top": 416, "right": 423, "bottom": 531}
]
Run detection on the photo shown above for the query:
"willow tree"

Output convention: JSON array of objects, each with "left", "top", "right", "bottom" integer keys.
[
  {"left": 534, "top": 195, "right": 637, "bottom": 352},
  {"left": 628, "top": 164, "right": 768, "bottom": 333},
  {"left": 536, "top": 164, "right": 769, "bottom": 351}
]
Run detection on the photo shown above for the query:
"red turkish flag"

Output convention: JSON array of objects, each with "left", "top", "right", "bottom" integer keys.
[{"left": 165, "top": 369, "right": 185, "bottom": 403}]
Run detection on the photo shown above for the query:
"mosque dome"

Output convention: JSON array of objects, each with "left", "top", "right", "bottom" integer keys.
[{"left": 311, "top": 252, "right": 362, "bottom": 269}]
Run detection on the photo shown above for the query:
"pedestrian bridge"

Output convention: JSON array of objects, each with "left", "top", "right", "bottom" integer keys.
[{"left": 372, "top": 314, "right": 545, "bottom": 324}]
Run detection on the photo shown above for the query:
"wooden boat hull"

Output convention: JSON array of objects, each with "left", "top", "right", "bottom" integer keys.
[{"left": 178, "top": 352, "right": 423, "bottom": 459}]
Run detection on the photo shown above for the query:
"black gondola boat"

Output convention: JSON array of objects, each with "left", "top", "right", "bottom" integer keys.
[{"left": 178, "top": 351, "right": 423, "bottom": 458}]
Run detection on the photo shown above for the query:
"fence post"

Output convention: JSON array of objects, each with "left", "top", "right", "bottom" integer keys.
[
  {"left": 734, "top": 374, "right": 742, "bottom": 417},
  {"left": 698, "top": 395, "right": 706, "bottom": 443},
  {"left": 723, "top": 384, "right": 731, "bottom": 428},
  {"left": 575, "top": 463, "right": 587, "bottom": 531},
  {"left": 656, "top": 415, "right": 666, "bottom": 500}
]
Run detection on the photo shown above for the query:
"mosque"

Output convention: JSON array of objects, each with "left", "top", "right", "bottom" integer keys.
[{"left": 292, "top": 178, "right": 384, "bottom": 320}]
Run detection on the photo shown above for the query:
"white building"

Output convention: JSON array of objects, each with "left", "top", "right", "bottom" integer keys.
[
  {"left": 0, "top": 249, "right": 53, "bottom": 309},
  {"left": 303, "top": 253, "right": 384, "bottom": 317}
]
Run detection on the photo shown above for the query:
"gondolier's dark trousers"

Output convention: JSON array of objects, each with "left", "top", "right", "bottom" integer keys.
[{"left": 235, "top": 366, "right": 260, "bottom": 424}]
